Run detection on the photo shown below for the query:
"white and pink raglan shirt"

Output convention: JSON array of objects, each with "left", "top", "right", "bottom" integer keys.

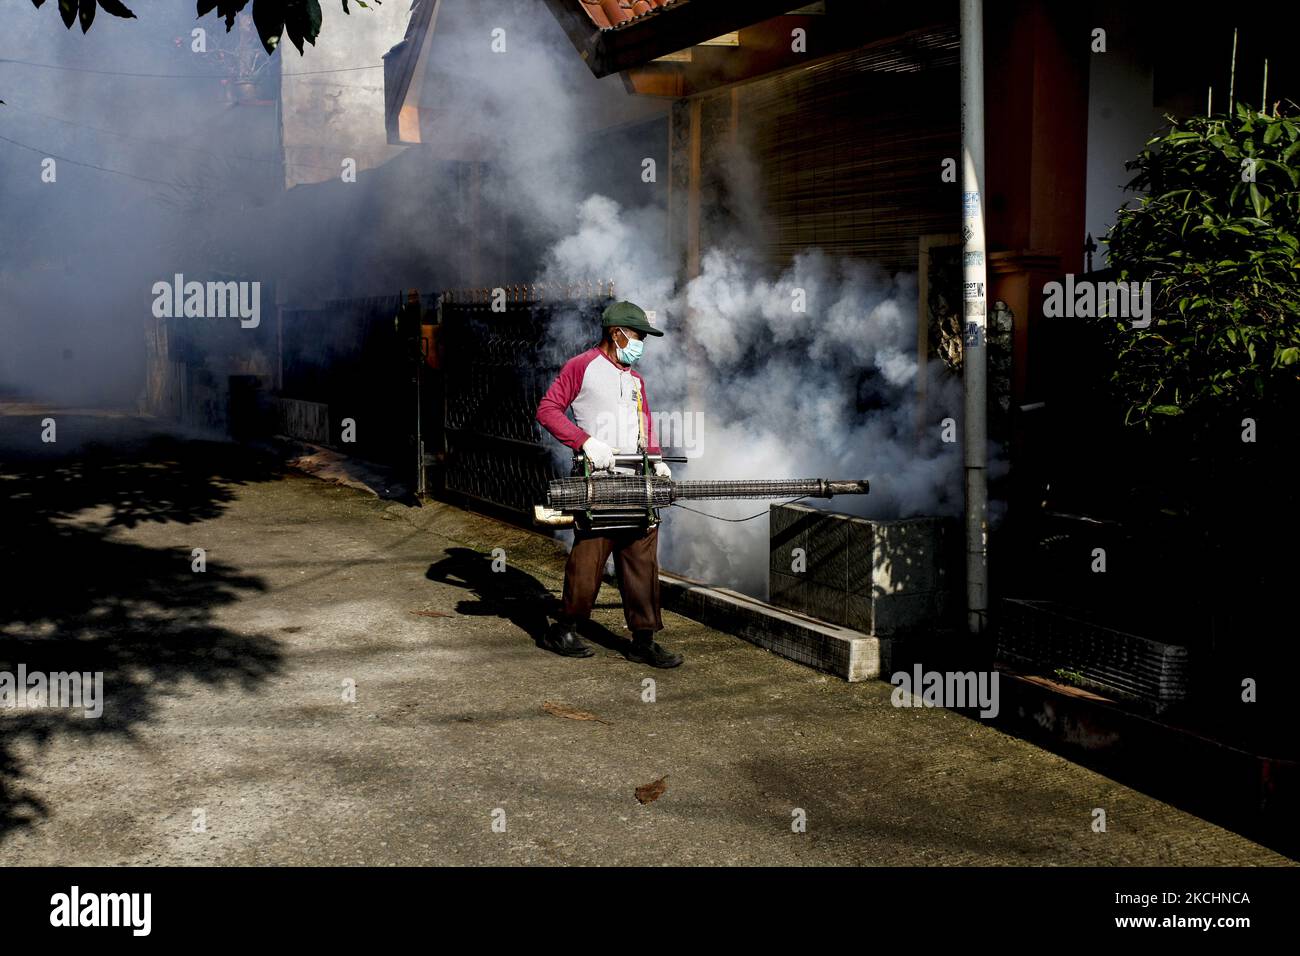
[{"left": 536, "top": 348, "right": 661, "bottom": 456}]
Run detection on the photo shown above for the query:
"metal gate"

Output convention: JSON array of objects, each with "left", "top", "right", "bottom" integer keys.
[
  {"left": 280, "top": 294, "right": 421, "bottom": 476},
  {"left": 436, "top": 285, "right": 613, "bottom": 518}
]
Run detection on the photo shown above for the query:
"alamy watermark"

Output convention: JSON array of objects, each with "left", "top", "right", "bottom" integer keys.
[
  {"left": 890, "top": 665, "right": 1000, "bottom": 718},
  {"left": 1043, "top": 274, "right": 1152, "bottom": 328},
  {"left": 50, "top": 886, "right": 151, "bottom": 936},
  {"left": 592, "top": 408, "right": 706, "bottom": 457},
  {"left": 0, "top": 665, "right": 104, "bottom": 718},
  {"left": 151, "top": 273, "right": 261, "bottom": 328}
]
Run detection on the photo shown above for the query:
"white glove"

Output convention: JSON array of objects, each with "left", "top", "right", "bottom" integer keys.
[
  {"left": 582, "top": 436, "right": 616, "bottom": 471},
  {"left": 654, "top": 461, "right": 672, "bottom": 479}
]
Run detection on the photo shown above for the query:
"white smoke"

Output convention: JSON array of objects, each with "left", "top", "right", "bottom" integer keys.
[
  {"left": 537, "top": 196, "right": 675, "bottom": 310},
  {"left": 0, "top": 0, "right": 966, "bottom": 598},
  {"left": 537, "top": 196, "right": 963, "bottom": 596}
]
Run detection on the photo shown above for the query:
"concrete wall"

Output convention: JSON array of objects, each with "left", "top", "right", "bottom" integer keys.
[
  {"left": 1083, "top": 2, "right": 1174, "bottom": 269},
  {"left": 280, "top": 5, "right": 413, "bottom": 189},
  {"left": 769, "top": 503, "right": 959, "bottom": 637}
]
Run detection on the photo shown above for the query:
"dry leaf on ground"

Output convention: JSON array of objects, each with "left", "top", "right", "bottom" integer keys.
[
  {"left": 635, "top": 776, "right": 668, "bottom": 804},
  {"left": 543, "top": 701, "right": 609, "bottom": 724}
]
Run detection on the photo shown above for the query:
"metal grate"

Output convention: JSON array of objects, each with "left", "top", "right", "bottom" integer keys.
[
  {"left": 997, "top": 598, "right": 1190, "bottom": 710},
  {"left": 440, "top": 288, "right": 610, "bottom": 516}
]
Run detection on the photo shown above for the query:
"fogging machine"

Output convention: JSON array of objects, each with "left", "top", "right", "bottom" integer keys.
[{"left": 533, "top": 453, "right": 870, "bottom": 531}]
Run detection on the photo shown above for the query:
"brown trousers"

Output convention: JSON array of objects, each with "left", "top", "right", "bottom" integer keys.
[{"left": 561, "top": 524, "right": 663, "bottom": 633}]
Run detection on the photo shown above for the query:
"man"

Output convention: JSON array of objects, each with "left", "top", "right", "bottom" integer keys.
[{"left": 534, "top": 300, "right": 683, "bottom": 668}]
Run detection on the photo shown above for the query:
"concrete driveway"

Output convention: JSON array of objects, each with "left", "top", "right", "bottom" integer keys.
[{"left": 0, "top": 407, "right": 1290, "bottom": 865}]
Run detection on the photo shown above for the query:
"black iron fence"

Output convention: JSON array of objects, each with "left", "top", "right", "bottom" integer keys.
[
  {"left": 273, "top": 286, "right": 615, "bottom": 516},
  {"left": 438, "top": 287, "right": 611, "bottom": 517}
]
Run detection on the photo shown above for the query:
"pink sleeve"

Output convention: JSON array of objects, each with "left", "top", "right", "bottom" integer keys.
[
  {"left": 636, "top": 373, "right": 662, "bottom": 455},
  {"left": 536, "top": 355, "right": 591, "bottom": 451}
]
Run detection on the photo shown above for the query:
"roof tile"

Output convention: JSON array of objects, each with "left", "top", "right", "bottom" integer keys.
[{"left": 578, "top": 0, "right": 680, "bottom": 31}]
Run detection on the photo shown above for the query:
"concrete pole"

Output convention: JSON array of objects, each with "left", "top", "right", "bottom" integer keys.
[{"left": 960, "top": 0, "right": 989, "bottom": 635}]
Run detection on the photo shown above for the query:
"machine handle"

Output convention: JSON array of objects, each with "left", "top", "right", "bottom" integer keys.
[{"left": 610, "top": 454, "right": 688, "bottom": 463}]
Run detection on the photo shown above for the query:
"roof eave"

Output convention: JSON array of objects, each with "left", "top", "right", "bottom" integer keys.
[{"left": 542, "top": 0, "right": 804, "bottom": 77}]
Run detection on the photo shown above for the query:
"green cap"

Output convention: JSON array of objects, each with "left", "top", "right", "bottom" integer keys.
[{"left": 601, "top": 300, "right": 663, "bottom": 337}]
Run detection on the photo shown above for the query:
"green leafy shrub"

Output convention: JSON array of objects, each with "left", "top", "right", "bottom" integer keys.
[
  {"left": 1097, "top": 105, "right": 1299, "bottom": 645},
  {"left": 1104, "top": 104, "right": 1300, "bottom": 435}
]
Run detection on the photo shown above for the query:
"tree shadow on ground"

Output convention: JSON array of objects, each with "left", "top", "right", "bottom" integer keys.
[
  {"left": 0, "top": 411, "right": 285, "bottom": 840},
  {"left": 424, "top": 547, "right": 631, "bottom": 653}
]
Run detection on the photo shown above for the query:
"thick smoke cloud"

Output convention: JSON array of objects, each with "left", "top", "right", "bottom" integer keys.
[
  {"left": 537, "top": 196, "right": 963, "bottom": 595},
  {"left": 0, "top": 10, "right": 198, "bottom": 404},
  {"left": 1, "top": 0, "right": 964, "bottom": 596}
]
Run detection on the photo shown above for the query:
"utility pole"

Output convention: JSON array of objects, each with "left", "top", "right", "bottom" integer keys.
[{"left": 960, "top": 0, "right": 989, "bottom": 635}]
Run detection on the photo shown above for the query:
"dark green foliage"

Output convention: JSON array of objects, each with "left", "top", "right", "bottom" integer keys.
[
  {"left": 28, "top": 0, "right": 379, "bottom": 54},
  {"left": 31, "top": 0, "right": 136, "bottom": 33},
  {"left": 1101, "top": 105, "right": 1299, "bottom": 642},
  {"left": 1104, "top": 104, "right": 1300, "bottom": 436}
]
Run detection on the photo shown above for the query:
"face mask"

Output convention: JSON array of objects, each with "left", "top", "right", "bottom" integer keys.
[{"left": 615, "top": 331, "right": 644, "bottom": 366}]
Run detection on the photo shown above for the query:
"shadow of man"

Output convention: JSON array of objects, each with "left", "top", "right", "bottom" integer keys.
[{"left": 424, "top": 548, "right": 626, "bottom": 652}]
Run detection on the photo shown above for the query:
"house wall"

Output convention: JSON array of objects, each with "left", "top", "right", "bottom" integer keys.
[
  {"left": 1083, "top": 1, "right": 1300, "bottom": 270},
  {"left": 1084, "top": 2, "right": 1168, "bottom": 270},
  {"left": 668, "top": 35, "right": 962, "bottom": 279},
  {"left": 280, "top": 4, "right": 413, "bottom": 189}
]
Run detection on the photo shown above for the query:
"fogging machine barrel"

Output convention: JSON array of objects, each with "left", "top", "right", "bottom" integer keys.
[{"left": 545, "top": 476, "right": 870, "bottom": 511}]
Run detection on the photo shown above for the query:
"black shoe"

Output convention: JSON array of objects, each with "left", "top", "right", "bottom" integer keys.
[
  {"left": 626, "top": 630, "right": 682, "bottom": 668},
  {"left": 542, "top": 620, "right": 595, "bottom": 658}
]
